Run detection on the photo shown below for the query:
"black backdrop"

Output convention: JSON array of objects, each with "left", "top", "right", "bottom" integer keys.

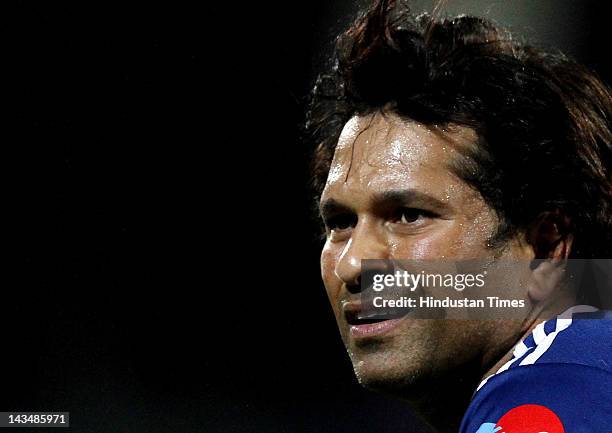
[{"left": 5, "top": 1, "right": 609, "bottom": 432}]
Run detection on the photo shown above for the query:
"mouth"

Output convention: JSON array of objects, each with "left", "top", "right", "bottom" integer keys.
[{"left": 342, "top": 302, "right": 408, "bottom": 339}]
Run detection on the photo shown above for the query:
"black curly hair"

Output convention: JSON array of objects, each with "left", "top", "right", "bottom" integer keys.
[{"left": 307, "top": 0, "right": 612, "bottom": 259}]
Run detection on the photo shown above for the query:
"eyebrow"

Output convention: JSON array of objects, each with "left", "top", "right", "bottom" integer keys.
[
  {"left": 319, "top": 199, "right": 352, "bottom": 220},
  {"left": 319, "top": 189, "right": 452, "bottom": 218},
  {"left": 373, "top": 189, "right": 450, "bottom": 212}
]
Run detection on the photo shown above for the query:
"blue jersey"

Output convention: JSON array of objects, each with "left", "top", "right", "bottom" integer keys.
[{"left": 460, "top": 305, "right": 612, "bottom": 433}]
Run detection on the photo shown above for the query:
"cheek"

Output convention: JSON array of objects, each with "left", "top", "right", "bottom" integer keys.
[
  {"left": 321, "top": 242, "right": 343, "bottom": 301},
  {"left": 388, "top": 237, "right": 430, "bottom": 260},
  {"left": 388, "top": 227, "right": 465, "bottom": 260}
]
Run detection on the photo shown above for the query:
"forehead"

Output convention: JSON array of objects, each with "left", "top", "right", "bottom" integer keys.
[{"left": 322, "top": 112, "right": 477, "bottom": 203}]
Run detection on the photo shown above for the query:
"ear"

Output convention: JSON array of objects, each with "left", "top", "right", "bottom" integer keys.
[
  {"left": 528, "top": 258, "right": 566, "bottom": 302},
  {"left": 526, "top": 211, "right": 572, "bottom": 302},
  {"left": 527, "top": 211, "right": 573, "bottom": 260}
]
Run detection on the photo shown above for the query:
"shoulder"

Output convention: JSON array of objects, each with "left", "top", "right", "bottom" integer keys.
[
  {"left": 460, "top": 363, "right": 612, "bottom": 433},
  {"left": 460, "top": 307, "right": 612, "bottom": 433},
  {"left": 512, "top": 308, "right": 612, "bottom": 371}
]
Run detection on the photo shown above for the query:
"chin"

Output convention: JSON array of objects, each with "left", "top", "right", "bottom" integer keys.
[{"left": 348, "top": 348, "right": 427, "bottom": 396}]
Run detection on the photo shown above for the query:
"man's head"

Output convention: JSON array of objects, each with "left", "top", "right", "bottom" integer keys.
[
  {"left": 319, "top": 111, "right": 532, "bottom": 393},
  {"left": 309, "top": 0, "right": 612, "bottom": 397}
]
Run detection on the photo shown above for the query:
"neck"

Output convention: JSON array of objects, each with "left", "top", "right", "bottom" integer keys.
[{"left": 481, "top": 297, "right": 579, "bottom": 380}]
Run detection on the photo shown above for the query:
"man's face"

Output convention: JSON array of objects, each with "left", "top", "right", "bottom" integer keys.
[{"left": 320, "top": 112, "right": 528, "bottom": 393}]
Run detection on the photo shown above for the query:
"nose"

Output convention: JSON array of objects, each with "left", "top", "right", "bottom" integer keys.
[{"left": 335, "top": 219, "right": 388, "bottom": 291}]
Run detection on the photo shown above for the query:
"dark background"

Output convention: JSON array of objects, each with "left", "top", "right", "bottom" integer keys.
[{"left": 4, "top": 1, "right": 609, "bottom": 432}]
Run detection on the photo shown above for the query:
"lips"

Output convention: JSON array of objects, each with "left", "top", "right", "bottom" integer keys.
[{"left": 342, "top": 301, "right": 408, "bottom": 339}]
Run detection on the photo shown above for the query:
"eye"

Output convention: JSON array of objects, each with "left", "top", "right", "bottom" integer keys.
[
  {"left": 325, "top": 214, "right": 357, "bottom": 232},
  {"left": 392, "top": 208, "right": 436, "bottom": 224}
]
